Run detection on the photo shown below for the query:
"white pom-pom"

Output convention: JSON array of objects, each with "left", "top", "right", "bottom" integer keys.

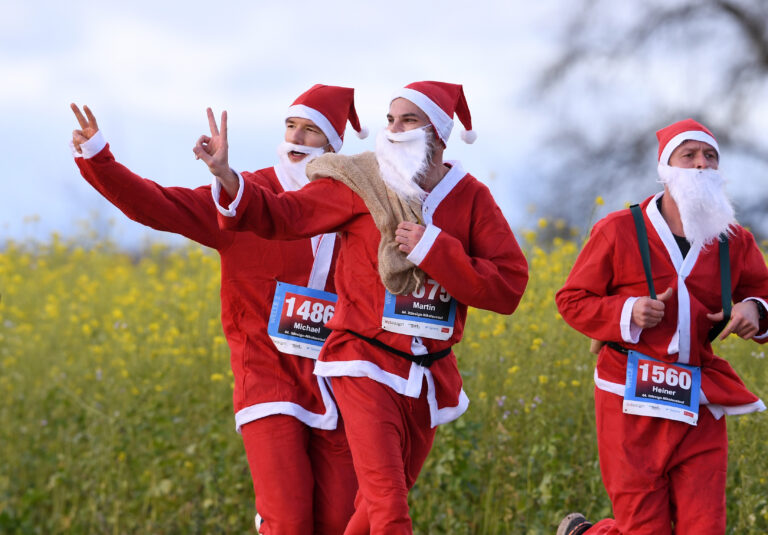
[
  {"left": 356, "top": 126, "right": 369, "bottom": 139},
  {"left": 460, "top": 129, "right": 477, "bottom": 144}
]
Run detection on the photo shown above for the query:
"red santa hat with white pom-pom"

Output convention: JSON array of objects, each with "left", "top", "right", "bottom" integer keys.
[
  {"left": 286, "top": 84, "right": 368, "bottom": 153},
  {"left": 656, "top": 118, "right": 719, "bottom": 164},
  {"left": 391, "top": 81, "right": 476, "bottom": 145}
]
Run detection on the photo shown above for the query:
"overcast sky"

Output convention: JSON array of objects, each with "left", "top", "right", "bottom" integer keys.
[{"left": 1, "top": 0, "right": 564, "bottom": 247}]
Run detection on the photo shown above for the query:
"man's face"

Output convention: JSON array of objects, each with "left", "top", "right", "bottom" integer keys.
[
  {"left": 284, "top": 117, "right": 329, "bottom": 162},
  {"left": 387, "top": 98, "right": 431, "bottom": 133},
  {"left": 668, "top": 140, "right": 719, "bottom": 170}
]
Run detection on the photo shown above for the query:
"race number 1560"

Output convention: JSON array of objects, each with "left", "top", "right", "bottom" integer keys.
[{"left": 638, "top": 362, "right": 692, "bottom": 390}]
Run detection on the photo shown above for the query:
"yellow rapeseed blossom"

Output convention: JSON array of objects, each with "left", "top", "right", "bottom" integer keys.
[
  {"left": 538, "top": 375, "right": 549, "bottom": 385},
  {"left": 595, "top": 196, "right": 604, "bottom": 206},
  {"left": 210, "top": 373, "right": 225, "bottom": 382}
]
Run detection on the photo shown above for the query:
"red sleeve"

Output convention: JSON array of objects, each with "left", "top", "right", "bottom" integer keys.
[
  {"left": 76, "top": 145, "right": 226, "bottom": 250},
  {"left": 555, "top": 220, "right": 632, "bottom": 343},
  {"left": 419, "top": 186, "right": 528, "bottom": 315},
  {"left": 217, "top": 177, "right": 367, "bottom": 239},
  {"left": 731, "top": 229, "right": 768, "bottom": 342}
]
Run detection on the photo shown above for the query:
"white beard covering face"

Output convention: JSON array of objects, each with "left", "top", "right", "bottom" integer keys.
[
  {"left": 657, "top": 163, "right": 736, "bottom": 246},
  {"left": 374, "top": 127, "right": 432, "bottom": 203},
  {"left": 275, "top": 142, "right": 326, "bottom": 191}
]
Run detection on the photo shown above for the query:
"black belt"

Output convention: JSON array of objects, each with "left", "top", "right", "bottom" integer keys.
[
  {"left": 606, "top": 341, "right": 629, "bottom": 354},
  {"left": 347, "top": 330, "right": 451, "bottom": 368}
]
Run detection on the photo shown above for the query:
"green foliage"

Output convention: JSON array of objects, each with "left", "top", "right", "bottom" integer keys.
[{"left": 1, "top": 233, "right": 766, "bottom": 533}]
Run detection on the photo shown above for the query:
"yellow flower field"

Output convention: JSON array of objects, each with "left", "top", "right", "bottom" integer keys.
[{"left": 1, "top": 232, "right": 767, "bottom": 533}]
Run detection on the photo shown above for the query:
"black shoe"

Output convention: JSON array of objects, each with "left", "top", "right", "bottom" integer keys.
[{"left": 557, "top": 512, "right": 592, "bottom": 535}]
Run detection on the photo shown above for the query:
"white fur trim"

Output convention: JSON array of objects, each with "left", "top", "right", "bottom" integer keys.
[
  {"left": 392, "top": 88, "right": 454, "bottom": 144},
  {"left": 659, "top": 130, "right": 719, "bottom": 164},
  {"left": 620, "top": 297, "right": 643, "bottom": 343},
  {"left": 460, "top": 130, "right": 477, "bottom": 144},
  {"left": 314, "top": 359, "right": 412, "bottom": 391},
  {"left": 406, "top": 224, "right": 441, "bottom": 266},
  {"left": 356, "top": 126, "right": 369, "bottom": 139},
  {"left": 646, "top": 193, "right": 703, "bottom": 364},
  {"left": 706, "top": 399, "right": 766, "bottom": 420},
  {"left": 595, "top": 369, "right": 765, "bottom": 420},
  {"left": 314, "top": 358, "right": 464, "bottom": 427},
  {"left": 234, "top": 376, "right": 338, "bottom": 432},
  {"left": 286, "top": 104, "right": 343, "bottom": 153},
  {"left": 211, "top": 171, "right": 244, "bottom": 217},
  {"left": 307, "top": 233, "right": 336, "bottom": 290},
  {"left": 593, "top": 368, "right": 625, "bottom": 396},
  {"left": 421, "top": 160, "right": 466, "bottom": 225},
  {"left": 744, "top": 297, "right": 768, "bottom": 339},
  {"left": 424, "top": 369, "right": 470, "bottom": 427},
  {"left": 73, "top": 130, "right": 107, "bottom": 158}
]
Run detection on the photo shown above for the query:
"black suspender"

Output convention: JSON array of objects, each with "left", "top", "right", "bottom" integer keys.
[
  {"left": 709, "top": 236, "right": 731, "bottom": 341},
  {"left": 629, "top": 204, "right": 657, "bottom": 300},
  {"left": 628, "top": 203, "right": 731, "bottom": 343}
]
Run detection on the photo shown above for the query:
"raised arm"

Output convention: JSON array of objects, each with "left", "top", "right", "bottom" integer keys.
[
  {"left": 71, "top": 104, "right": 225, "bottom": 249},
  {"left": 216, "top": 175, "right": 367, "bottom": 241}
]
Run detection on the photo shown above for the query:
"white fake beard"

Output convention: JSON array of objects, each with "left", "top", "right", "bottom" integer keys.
[
  {"left": 276, "top": 142, "right": 326, "bottom": 191},
  {"left": 657, "top": 163, "right": 736, "bottom": 246},
  {"left": 374, "top": 127, "right": 432, "bottom": 203}
]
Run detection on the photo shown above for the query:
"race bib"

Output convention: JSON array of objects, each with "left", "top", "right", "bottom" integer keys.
[
  {"left": 267, "top": 282, "right": 337, "bottom": 359},
  {"left": 623, "top": 350, "right": 701, "bottom": 425},
  {"left": 381, "top": 278, "right": 457, "bottom": 340}
]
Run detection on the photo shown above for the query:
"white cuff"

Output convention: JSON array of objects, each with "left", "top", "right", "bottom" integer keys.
[
  {"left": 620, "top": 296, "right": 642, "bottom": 343},
  {"left": 744, "top": 297, "right": 768, "bottom": 340},
  {"left": 71, "top": 130, "right": 107, "bottom": 159},
  {"left": 406, "top": 224, "right": 441, "bottom": 266},
  {"left": 211, "top": 170, "right": 244, "bottom": 217}
]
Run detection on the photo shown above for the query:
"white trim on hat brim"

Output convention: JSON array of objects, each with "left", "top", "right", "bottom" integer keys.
[
  {"left": 286, "top": 104, "right": 342, "bottom": 153},
  {"left": 659, "top": 130, "right": 719, "bottom": 164},
  {"left": 391, "top": 88, "right": 454, "bottom": 144}
]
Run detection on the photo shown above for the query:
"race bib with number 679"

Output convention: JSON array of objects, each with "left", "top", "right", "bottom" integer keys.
[{"left": 381, "top": 278, "right": 457, "bottom": 340}]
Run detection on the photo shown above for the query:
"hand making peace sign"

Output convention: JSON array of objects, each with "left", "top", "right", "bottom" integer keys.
[
  {"left": 193, "top": 108, "right": 231, "bottom": 179},
  {"left": 70, "top": 103, "right": 99, "bottom": 153}
]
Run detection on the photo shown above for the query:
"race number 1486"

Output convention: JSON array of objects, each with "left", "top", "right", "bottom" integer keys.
[{"left": 284, "top": 296, "right": 334, "bottom": 324}]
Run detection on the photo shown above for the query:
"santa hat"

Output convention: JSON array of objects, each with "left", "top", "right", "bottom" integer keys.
[
  {"left": 391, "top": 81, "right": 476, "bottom": 144},
  {"left": 286, "top": 84, "right": 368, "bottom": 153},
  {"left": 656, "top": 118, "right": 719, "bottom": 164}
]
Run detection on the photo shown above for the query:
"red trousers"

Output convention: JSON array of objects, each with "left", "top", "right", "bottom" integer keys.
[
  {"left": 241, "top": 414, "right": 357, "bottom": 535},
  {"left": 331, "top": 376, "right": 437, "bottom": 535},
  {"left": 587, "top": 388, "right": 728, "bottom": 535}
]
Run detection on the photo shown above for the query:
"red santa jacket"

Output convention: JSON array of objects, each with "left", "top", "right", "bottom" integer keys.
[
  {"left": 216, "top": 159, "right": 529, "bottom": 426},
  {"left": 556, "top": 193, "right": 768, "bottom": 418},
  {"left": 73, "top": 131, "right": 340, "bottom": 432}
]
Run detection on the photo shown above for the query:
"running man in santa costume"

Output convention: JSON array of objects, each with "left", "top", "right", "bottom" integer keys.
[
  {"left": 555, "top": 119, "right": 768, "bottom": 535},
  {"left": 206, "top": 81, "right": 529, "bottom": 534},
  {"left": 70, "top": 84, "right": 367, "bottom": 534}
]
